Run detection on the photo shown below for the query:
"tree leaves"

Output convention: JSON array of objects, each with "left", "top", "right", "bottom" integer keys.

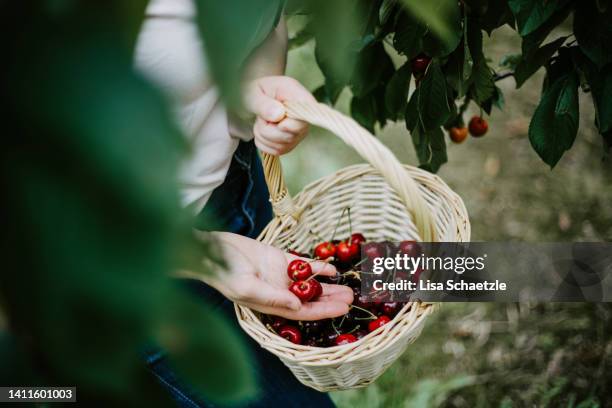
[
  {"left": 393, "top": 11, "right": 426, "bottom": 58},
  {"left": 529, "top": 66, "right": 580, "bottom": 168},
  {"left": 574, "top": 1, "right": 612, "bottom": 70},
  {"left": 508, "top": 0, "right": 571, "bottom": 36},
  {"left": 385, "top": 61, "right": 412, "bottom": 120},
  {"left": 407, "top": 61, "right": 453, "bottom": 131},
  {"left": 399, "top": 0, "right": 462, "bottom": 53},
  {"left": 515, "top": 36, "right": 568, "bottom": 88},
  {"left": 410, "top": 125, "right": 448, "bottom": 173},
  {"left": 468, "top": 60, "right": 496, "bottom": 104}
]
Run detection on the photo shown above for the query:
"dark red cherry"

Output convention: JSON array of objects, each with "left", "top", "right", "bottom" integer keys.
[
  {"left": 349, "top": 233, "right": 366, "bottom": 246},
  {"left": 278, "top": 325, "right": 302, "bottom": 344},
  {"left": 354, "top": 329, "right": 369, "bottom": 340},
  {"left": 335, "top": 334, "right": 357, "bottom": 345},
  {"left": 368, "top": 315, "right": 391, "bottom": 332},
  {"left": 381, "top": 302, "right": 402, "bottom": 317},
  {"left": 398, "top": 240, "right": 421, "bottom": 257},
  {"left": 363, "top": 242, "right": 384, "bottom": 260},
  {"left": 336, "top": 240, "right": 359, "bottom": 263}
]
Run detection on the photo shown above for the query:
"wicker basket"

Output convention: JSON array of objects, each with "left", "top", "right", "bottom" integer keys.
[{"left": 235, "top": 100, "right": 470, "bottom": 391}]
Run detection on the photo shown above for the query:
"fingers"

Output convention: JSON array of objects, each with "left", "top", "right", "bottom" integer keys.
[
  {"left": 309, "top": 261, "right": 337, "bottom": 277},
  {"left": 245, "top": 84, "right": 286, "bottom": 123},
  {"left": 244, "top": 298, "right": 351, "bottom": 321},
  {"left": 319, "top": 283, "right": 354, "bottom": 304},
  {"left": 253, "top": 117, "right": 300, "bottom": 156},
  {"left": 277, "top": 118, "right": 308, "bottom": 135},
  {"left": 234, "top": 279, "right": 301, "bottom": 311}
]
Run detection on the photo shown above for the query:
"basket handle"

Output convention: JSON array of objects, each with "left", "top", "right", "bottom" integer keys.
[{"left": 262, "top": 100, "right": 437, "bottom": 242}]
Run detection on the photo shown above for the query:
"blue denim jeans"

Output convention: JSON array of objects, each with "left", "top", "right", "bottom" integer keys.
[{"left": 146, "top": 141, "right": 335, "bottom": 407}]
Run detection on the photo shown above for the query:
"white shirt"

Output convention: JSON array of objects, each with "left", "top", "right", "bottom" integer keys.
[{"left": 135, "top": 1, "right": 281, "bottom": 213}]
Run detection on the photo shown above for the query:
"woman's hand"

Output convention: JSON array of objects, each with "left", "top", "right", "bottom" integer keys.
[
  {"left": 245, "top": 76, "right": 316, "bottom": 156},
  {"left": 183, "top": 232, "right": 353, "bottom": 320}
]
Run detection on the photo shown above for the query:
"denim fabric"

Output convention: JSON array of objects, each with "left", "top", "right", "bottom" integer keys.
[{"left": 147, "top": 140, "right": 335, "bottom": 408}]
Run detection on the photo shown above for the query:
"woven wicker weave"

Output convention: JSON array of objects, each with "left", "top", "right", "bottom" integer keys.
[{"left": 235, "top": 100, "right": 470, "bottom": 391}]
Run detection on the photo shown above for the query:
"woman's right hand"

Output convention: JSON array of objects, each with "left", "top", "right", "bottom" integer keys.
[{"left": 181, "top": 232, "right": 354, "bottom": 320}]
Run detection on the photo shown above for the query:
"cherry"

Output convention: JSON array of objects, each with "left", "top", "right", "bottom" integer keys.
[
  {"left": 336, "top": 240, "right": 360, "bottom": 264},
  {"left": 349, "top": 233, "right": 366, "bottom": 246},
  {"left": 411, "top": 53, "right": 431, "bottom": 74},
  {"left": 314, "top": 242, "right": 336, "bottom": 260},
  {"left": 311, "top": 279, "right": 323, "bottom": 299},
  {"left": 398, "top": 240, "right": 421, "bottom": 257},
  {"left": 270, "top": 316, "right": 287, "bottom": 331},
  {"left": 449, "top": 126, "right": 468, "bottom": 143},
  {"left": 323, "top": 330, "right": 339, "bottom": 346},
  {"left": 468, "top": 116, "right": 488, "bottom": 137},
  {"left": 287, "top": 259, "right": 312, "bottom": 281},
  {"left": 289, "top": 280, "right": 319, "bottom": 302},
  {"left": 304, "top": 337, "right": 324, "bottom": 347},
  {"left": 368, "top": 315, "right": 391, "bottom": 332},
  {"left": 302, "top": 320, "right": 324, "bottom": 335},
  {"left": 363, "top": 242, "right": 384, "bottom": 260},
  {"left": 335, "top": 334, "right": 357, "bottom": 345},
  {"left": 354, "top": 329, "right": 369, "bottom": 340},
  {"left": 381, "top": 302, "right": 402, "bottom": 317},
  {"left": 278, "top": 325, "right": 302, "bottom": 344}
]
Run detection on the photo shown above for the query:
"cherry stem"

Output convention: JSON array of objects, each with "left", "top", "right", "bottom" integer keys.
[
  {"left": 331, "top": 320, "right": 341, "bottom": 336},
  {"left": 350, "top": 304, "right": 378, "bottom": 319},
  {"left": 353, "top": 257, "right": 368, "bottom": 268},
  {"left": 331, "top": 207, "right": 348, "bottom": 242},
  {"left": 347, "top": 207, "right": 353, "bottom": 240}
]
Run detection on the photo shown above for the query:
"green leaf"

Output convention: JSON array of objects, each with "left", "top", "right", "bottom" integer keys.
[
  {"left": 379, "top": 0, "right": 398, "bottom": 25},
  {"left": 573, "top": 48, "right": 612, "bottom": 134},
  {"left": 351, "top": 42, "right": 395, "bottom": 98},
  {"left": 515, "top": 36, "right": 568, "bottom": 88},
  {"left": 399, "top": 0, "right": 462, "bottom": 49},
  {"left": 480, "top": 0, "right": 515, "bottom": 35},
  {"left": 421, "top": 0, "right": 463, "bottom": 57},
  {"left": 521, "top": 4, "right": 572, "bottom": 56},
  {"left": 508, "top": 0, "right": 570, "bottom": 37},
  {"left": 468, "top": 60, "right": 495, "bottom": 104},
  {"left": 194, "top": 0, "right": 284, "bottom": 109},
  {"left": 574, "top": 1, "right": 612, "bottom": 69},
  {"left": 410, "top": 125, "right": 448, "bottom": 172},
  {"left": 528, "top": 70, "right": 580, "bottom": 168},
  {"left": 351, "top": 93, "right": 378, "bottom": 133},
  {"left": 410, "top": 61, "right": 453, "bottom": 131},
  {"left": 385, "top": 61, "right": 412, "bottom": 120},
  {"left": 393, "top": 11, "right": 426, "bottom": 58}
]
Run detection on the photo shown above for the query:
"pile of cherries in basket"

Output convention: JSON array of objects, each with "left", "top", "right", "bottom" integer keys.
[{"left": 261, "top": 233, "right": 418, "bottom": 347}]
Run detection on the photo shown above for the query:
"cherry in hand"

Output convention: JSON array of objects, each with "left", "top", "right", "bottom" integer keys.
[
  {"left": 287, "top": 259, "right": 312, "bottom": 281},
  {"left": 289, "top": 279, "right": 322, "bottom": 302}
]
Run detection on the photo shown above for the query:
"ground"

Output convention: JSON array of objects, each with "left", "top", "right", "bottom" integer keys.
[{"left": 282, "top": 20, "right": 612, "bottom": 408}]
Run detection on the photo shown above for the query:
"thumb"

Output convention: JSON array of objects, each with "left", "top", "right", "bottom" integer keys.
[{"left": 248, "top": 93, "right": 286, "bottom": 123}]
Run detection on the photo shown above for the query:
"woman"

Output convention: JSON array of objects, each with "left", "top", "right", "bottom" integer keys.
[{"left": 135, "top": 0, "right": 353, "bottom": 406}]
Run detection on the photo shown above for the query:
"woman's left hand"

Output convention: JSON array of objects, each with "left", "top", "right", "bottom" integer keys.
[{"left": 245, "top": 76, "right": 316, "bottom": 156}]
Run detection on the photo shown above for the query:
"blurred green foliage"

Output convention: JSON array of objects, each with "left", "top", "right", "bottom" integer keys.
[{"left": 1, "top": 1, "right": 256, "bottom": 405}]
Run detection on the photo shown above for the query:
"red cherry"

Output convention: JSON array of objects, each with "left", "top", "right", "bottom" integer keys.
[
  {"left": 289, "top": 280, "right": 319, "bottom": 302},
  {"left": 449, "top": 126, "right": 468, "bottom": 143},
  {"left": 349, "top": 233, "right": 366, "bottom": 246},
  {"left": 381, "top": 302, "right": 402, "bottom": 317},
  {"left": 468, "top": 116, "right": 488, "bottom": 137},
  {"left": 287, "top": 259, "right": 312, "bottom": 281},
  {"left": 270, "top": 316, "right": 287, "bottom": 331},
  {"left": 363, "top": 242, "right": 384, "bottom": 260},
  {"left": 314, "top": 242, "right": 336, "bottom": 260},
  {"left": 368, "top": 315, "right": 391, "bottom": 332},
  {"left": 411, "top": 53, "right": 431, "bottom": 74},
  {"left": 398, "top": 240, "right": 421, "bottom": 257},
  {"left": 336, "top": 241, "right": 359, "bottom": 263},
  {"left": 311, "top": 279, "right": 323, "bottom": 299},
  {"left": 278, "top": 325, "right": 302, "bottom": 344},
  {"left": 335, "top": 333, "right": 357, "bottom": 345}
]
